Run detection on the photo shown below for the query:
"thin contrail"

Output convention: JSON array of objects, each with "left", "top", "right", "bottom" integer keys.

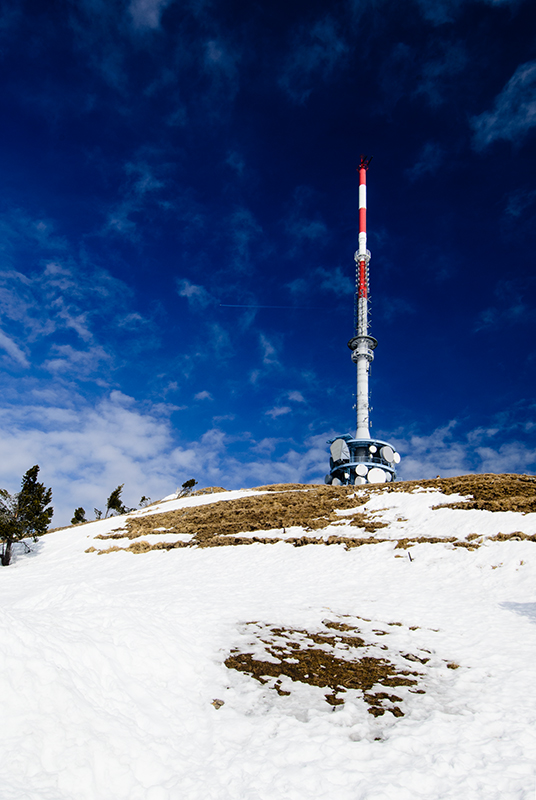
[{"left": 219, "top": 304, "right": 323, "bottom": 309}]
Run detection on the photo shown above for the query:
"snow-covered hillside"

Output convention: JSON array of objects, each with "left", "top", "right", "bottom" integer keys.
[{"left": 1, "top": 475, "right": 535, "bottom": 800}]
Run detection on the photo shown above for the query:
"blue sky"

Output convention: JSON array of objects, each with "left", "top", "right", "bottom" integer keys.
[{"left": 0, "top": 0, "right": 535, "bottom": 524}]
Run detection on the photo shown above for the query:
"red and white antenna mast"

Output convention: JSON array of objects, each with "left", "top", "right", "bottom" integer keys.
[
  {"left": 349, "top": 155, "right": 377, "bottom": 438},
  {"left": 326, "top": 158, "right": 401, "bottom": 486}
]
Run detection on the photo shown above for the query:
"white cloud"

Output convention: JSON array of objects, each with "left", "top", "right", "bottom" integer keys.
[
  {"left": 104, "top": 157, "right": 169, "bottom": 239},
  {"left": 406, "top": 142, "right": 446, "bottom": 181},
  {"left": 474, "top": 279, "right": 533, "bottom": 331},
  {"left": 472, "top": 61, "right": 536, "bottom": 149},
  {"left": 44, "top": 344, "right": 112, "bottom": 377},
  {"left": 265, "top": 406, "right": 291, "bottom": 419},
  {"left": 225, "top": 151, "right": 245, "bottom": 176},
  {"left": 414, "top": 0, "right": 517, "bottom": 25},
  {"left": 226, "top": 208, "right": 262, "bottom": 273},
  {"left": 195, "top": 390, "right": 213, "bottom": 401},
  {"left": 317, "top": 267, "right": 353, "bottom": 296},
  {"left": 286, "top": 278, "right": 308, "bottom": 296},
  {"left": 128, "top": 0, "right": 173, "bottom": 30},
  {"left": 505, "top": 188, "right": 536, "bottom": 218},
  {"left": 288, "top": 391, "right": 305, "bottom": 403},
  {"left": 279, "top": 16, "right": 348, "bottom": 103},
  {"left": 393, "top": 419, "right": 536, "bottom": 480},
  {"left": 284, "top": 186, "right": 327, "bottom": 250},
  {"left": 0, "top": 387, "right": 332, "bottom": 527},
  {"left": 0, "top": 328, "right": 29, "bottom": 367},
  {"left": 177, "top": 279, "right": 213, "bottom": 309},
  {"left": 259, "top": 334, "right": 280, "bottom": 367}
]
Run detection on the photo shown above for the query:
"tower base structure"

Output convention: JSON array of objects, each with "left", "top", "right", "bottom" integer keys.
[{"left": 325, "top": 434, "right": 400, "bottom": 486}]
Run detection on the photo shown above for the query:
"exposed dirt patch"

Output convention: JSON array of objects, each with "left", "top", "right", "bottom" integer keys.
[
  {"left": 381, "top": 473, "right": 536, "bottom": 513},
  {"left": 225, "top": 618, "right": 453, "bottom": 717},
  {"left": 254, "top": 474, "right": 536, "bottom": 514},
  {"left": 190, "top": 486, "right": 227, "bottom": 496},
  {"left": 86, "top": 475, "right": 536, "bottom": 555},
  {"left": 94, "top": 486, "right": 376, "bottom": 544},
  {"left": 489, "top": 531, "right": 536, "bottom": 542}
]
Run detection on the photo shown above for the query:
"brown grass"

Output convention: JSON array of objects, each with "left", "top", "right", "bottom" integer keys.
[
  {"left": 383, "top": 473, "right": 536, "bottom": 513},
  {"left": 85, "top": 475, "right": 536, "bottom": 555},
  {"left": 95, "top": 486, "right": 376, "bottom": 544},
  {"left": 224, "top": 618, "right": 452, "bottom": 717}
]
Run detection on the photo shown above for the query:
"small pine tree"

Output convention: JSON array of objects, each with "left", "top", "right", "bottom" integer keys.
[
  {"left": 94, "top": 508, "right": 102, "bottom": 520},
  {"left": 178, "top": 479, "right": 198, "bottom": 498},
  {"left": 139, "top": 496, "right": 151, "bottom": 508},
  {"left": 105, "top": 485, "right": 129, "bottom": 518},
  {"left": 0, "top": 465, "right": 53, "bottom": 566},
  {"left": 71, "top": 507, "right": 87, "bottom": 525}
]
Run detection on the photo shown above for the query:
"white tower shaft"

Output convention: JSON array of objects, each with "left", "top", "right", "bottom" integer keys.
[{"left": 348, "top": 158, "right": 376, "bottom": 439}]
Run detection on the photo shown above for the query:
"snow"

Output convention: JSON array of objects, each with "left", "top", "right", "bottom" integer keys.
[{"left": 1, "top": 484, "right": 536, "bottom": 799}]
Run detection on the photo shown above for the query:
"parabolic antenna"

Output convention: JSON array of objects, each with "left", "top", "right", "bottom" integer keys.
[
  {"left": 369, "top": 445, "right": 377, "bottom": 453},
  {"left": 332, "top": 477, "right": 342, "bottom": 486},
  {"left": 355, "top": 464, "right": 368, "bottom": 476},
  {"left": 330, "top": 439, "right": 350, "bottom": 462},
  {"left": 380, "top": 445, "right": 394, "bottom": 462},
  {"left": 393, "top": 452, "right": 401, "bottom": 464},
  {"left": 355, "top": 476, "right": 367, "bottom": 485},
  {"left": 368, "top": 467, "right": 387, "bottom": 483}
]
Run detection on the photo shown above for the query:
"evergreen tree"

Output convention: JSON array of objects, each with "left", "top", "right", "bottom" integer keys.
[
  {"left": 105, "top": 484, "right": 128, "bottom": 517},
  {"left": 178, "top": 479, "right": 198, "bottom": 497},
  {"left": 0, "top": 465, "right": 53, "bottom": 566},
  {"left": 71, "top": 507, "right": 87, "bottom": 525}
]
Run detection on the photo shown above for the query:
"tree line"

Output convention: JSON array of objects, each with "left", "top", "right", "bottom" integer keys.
[{"left": 0, "top": 467, "right": 198, "bottom": 567}]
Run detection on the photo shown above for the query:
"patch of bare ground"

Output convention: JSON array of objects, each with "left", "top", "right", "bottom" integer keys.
[
  {"left": 93, "top": 486, "right": 378, "bottom": 544},
  {"left": 379, "top": 473, "right": 536, "bottom": 513},
  {"left": 190, "top": 486, "right": 227, "bottom": 496},
  {"left": 489, "top": 531, "right": 536, "bottom": 542},
  {"left": 84, "top": 478, "right": 536, "bottom": 555},
  {"left": 225, "top": 618, "right": 454, "bottom": 717}
]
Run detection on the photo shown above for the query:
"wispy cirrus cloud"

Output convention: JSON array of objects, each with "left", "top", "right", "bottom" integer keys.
[
  {"left": 177, "top": 279, "right": 214, "bottom": 309},
  {"left": 225, "top": 207, "right": 262, "bottom": 273},
  {"left": 259, "top": 333, "right": 281, "bottom": 368},
  {"left": 104, "top": 155, "right": 171, "bottom": 239},
  {"left": 505, "top": 189, "right": 536, "bottom": 218},
  {"left": 128, "top": 0, "right": 173, "bottom": 30},
  {"left": 317, "top": 267, "right": 353, "bottom": 296},
  {"left": 288, "top": 390, "right": 305, "bottom": 402},
  {"left": 0, "top": 329, "right": 29, "bottom": 367},
  {"left": 414, "top": 0, "right": 521, "bottom": 26},
  {"left": 406, "top": 142, "right": 446, "bottom": 181},
  {"left": 279, "top": 16, "right": 348, "bottom": 103},
  {"left": 284, "top": 186, "right": 327, "bottom": 251},
  {"left": 43, "top": 344, "right": 112, "bottom": 378},
  {"left": 475, "top": 279, "right": 535, "bottom": 331},
  {"left": 195, "top": 390, "right": 213, "bottom": 401},
  {"left": 472, "top": 60, "right": 536, "bottom": 149},
  {"left": 394, "top": 418, "right": 536, "bottom": 480},
  {"left": 265, "top": 405, "right": 292, "bottom": 419}
]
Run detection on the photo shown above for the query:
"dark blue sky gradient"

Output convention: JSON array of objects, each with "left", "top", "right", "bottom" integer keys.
[{"left": 0, "top": 0, "right": 535, "bottom": 522}]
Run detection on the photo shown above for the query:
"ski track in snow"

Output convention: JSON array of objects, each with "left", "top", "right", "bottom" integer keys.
[{"left": 1, "top": 487, "right": 536, "bottom": 799}]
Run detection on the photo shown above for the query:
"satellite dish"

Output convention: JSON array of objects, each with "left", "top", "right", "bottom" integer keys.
[
  {"left": 368, "top": 467, "right": 387, "bottom": 484},
  {"left": 355, "top": 464, "right": 368, "bottom": 476},
  {"left": 332, "top": 477, "right": 342, "bottom": 486},
  {"left": 369, "top": 445, "right": 377, "bottom": 453},
  {"left": 324, "top": 475, "right": 332, "bottom": 484},
  {"left": 393, "top": 452, "right": 401, "bottom": 464},
  {"left": 330, "top": 439, "right": 350, "bottom": 462},
  {"left": 355, "top": 476, "right": 366, "bottom": 485},
  {"left": 380, "top": 445, "right": 394, "bottom": 462}
]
